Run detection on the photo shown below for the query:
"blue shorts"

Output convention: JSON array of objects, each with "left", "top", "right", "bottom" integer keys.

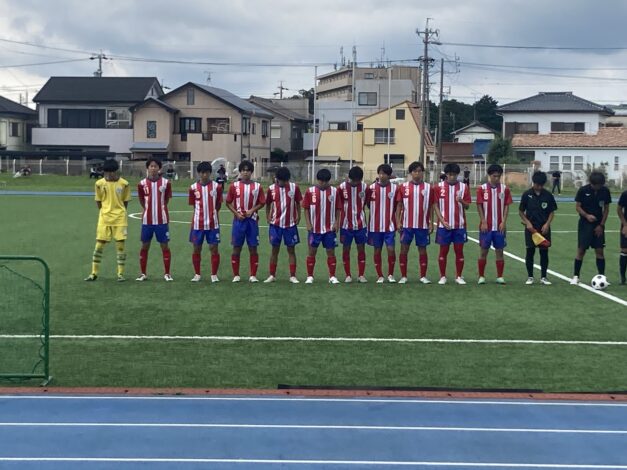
[
  {"left": 269, "top": 224, "right": 300, "bottom": 247},
  {"left": 368, "top": 231, "right": 396, "bottom": 248},
  {"left": 479, "top": 230, "right": 507, "bottom": 249},
  {"left": 231, "top": 218, "right": 259, "bottom": 247},
  {"left": 436, "top": 227, "right": 467, "bottom": 245},
  {"left": 189, "top": 228, "right": 220, "bottom": 245},
  {"left": 141, "top": 224, "right": 169, "bottom": 244},
  {"left": 400, "top": 228, "right": 430, "bottom": 247},
  {"left": 340, "top": 228, "right": 368, "bottom": 247},
  {"left": 308, "top": 231, "right": 337, "bottom": 249}
]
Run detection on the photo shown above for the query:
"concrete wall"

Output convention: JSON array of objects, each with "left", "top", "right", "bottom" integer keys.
[
  {"left": 132, "top": 103, "right": 173, "bottom": 144},
  {"left": 32, "top": 127, "right": 133, "bottom": 154}
]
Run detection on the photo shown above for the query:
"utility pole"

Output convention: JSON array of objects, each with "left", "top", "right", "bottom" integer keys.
[
  {"left": 275, "top": 81, "right": 289, "bottom": 99},
  {"left": 437, "top": 58, "right": 444, "bottom": 172},
  {"left": 416, "top": 19, "right": 439, "bottom": 168},
  {"left": 91, "top": 51, "right": 109, "bottom": 77}
]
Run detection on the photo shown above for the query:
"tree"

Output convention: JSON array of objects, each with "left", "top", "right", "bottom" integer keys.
[
  {"left": 487, "top": 136, "right": 513, "bottom": 164},
  {"left": 290, "top": 88, "right": 314, "bottom": 114},
  {"left": 270, "top": 147, "right": 288, "bottom": 162},
  {"left": 473, "top": 95, "right": 502, "bottom": 133}
]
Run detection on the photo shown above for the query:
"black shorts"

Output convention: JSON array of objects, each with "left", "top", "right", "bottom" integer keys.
[
  {"left": 578, "top": 221, "right": 605, "bottom": 249},
  {"left": 525, "top": 227, "right": 551, "bottom": 249}
]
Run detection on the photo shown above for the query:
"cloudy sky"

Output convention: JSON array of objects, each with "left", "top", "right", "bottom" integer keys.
[{"left": 2, "top": 0, "right": 627, "bottom": 108}]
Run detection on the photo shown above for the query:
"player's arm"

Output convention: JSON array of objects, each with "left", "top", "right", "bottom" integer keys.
[
  {"left": 246, "top": 188, "right": 266, "bottom": 218},
  {"left": 499, "top": 189, "right": 512, "bottom": 233},
  {"left": 596, "top": 195, "right": 611, "bottom": 237},
  {"left": 188, "top": 188, "right": 195, "bottom": 207},
  {"left": 95, "top": 182, "right": 103, "bottom": 210},
  {"left": 302, "top": 192, "right": 313, "bottom": 231},
  {"left": 576, "top": 201, "right": 596, "bottom": 223},
  {"left": 165, "top": 181, "right": 172, "bottom": 205},
  {"left": 618, "top": 198, "right": 627, "bottom": 237},
  {"left": 137, "top": 183, "right": 145, "bottom": 209},
  {"left": 226, "top": 185, "right": 244, "bottom": 220},
  {"left": 459, "top": 185, "right": 472, "bottom": 209},
  {"left": 476, "top": 188, "right": 487, "bottom": 233},
  {"left": 216, "top": 188, "right": 223, "bottom": 211},
  {"left": 433, "top": 203, "right": 449, "bottom": 230},
  {"left": 265, "top": 189, "right": 272, "bottom": 222},
  {"left": 395, "top": 203, "right": 403, "bottom": 233},
  {"left": 519, "top": 209, "right": 533, "bottom": 231}
]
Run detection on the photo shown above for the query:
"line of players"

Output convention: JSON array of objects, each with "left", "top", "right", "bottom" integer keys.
[{"left": 84, "top": 158, "right": 627, "bottom": 286}]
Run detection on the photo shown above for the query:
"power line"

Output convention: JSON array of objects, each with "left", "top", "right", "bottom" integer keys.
[
  {"left": 0, "top": 37, "right": 94, "bottom": 55},
  {"left": 0, "top": 58, "right": 89, "bottom": 69},
  {"left": 440, "top": 41, "right": 627, "bottom": 51},
  {"left": 460, "top": 61, "right": 627, "bottom": 71},
  {"left": 460, "top": 63, "right": 627, "bottom": 82}
]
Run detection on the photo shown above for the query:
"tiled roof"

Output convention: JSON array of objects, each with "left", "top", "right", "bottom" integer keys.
[
  {"left": 130, "top": 97, "right": 179, "bottom": 113},
  {"left": 451, "top": 120, "right": 498, "bottom": 135},
  {"left": 248, "top": 96, "right": 310, "bottom": 121},
  {"left": 193, "top": 84, "right": 274, "bottom": 119},
  {"left": 0, "top": 95, "right": 37, "bottom": 115},
  {"left": 512, "top": 127, "right": 627, "bottom": 148},
  {"left": 498, "top": 92, "right": 614, "bottom": 115},
  {"left": 33, "top": 77, "right": 162, "bottom": 103}
]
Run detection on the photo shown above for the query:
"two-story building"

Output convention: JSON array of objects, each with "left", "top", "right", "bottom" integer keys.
[
  {"left": 131, "top": 83, "right": 273, "bottom": 170},
  {"left": 317, "top": 100, "right": 433, "bottom": 179},
  {"left": 0, "top": 95, "right": 38, "bottom": 152},
  {"left": 498, "top": 92, "right": 626, "bottom": 183},
  {"left": 32, "top": 76, "right": 163, "bottom": 158}
]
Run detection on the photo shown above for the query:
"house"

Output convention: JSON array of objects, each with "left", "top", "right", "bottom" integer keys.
[
  {"left": 0, "top": 95, "right": 38, "bottom": 152},
  {"left": 32, "top": 77, "right": 163, "bottom": 158},
  {"left": 131, "top": 83, "right": 273, "bottom": 171},
  {"left": 451, "top": 120, "right": 497, "bottom": 143},
  {"left": 317, "top": 101, "right": 433, "bottom": 179},
  {"left": 498, "top": 92, "right": 626, "bottom": 182},
  {"left": 247, "top": 96, "right": 310, "bottom": 159}
]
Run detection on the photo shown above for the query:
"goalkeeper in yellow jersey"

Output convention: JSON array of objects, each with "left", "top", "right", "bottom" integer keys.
[{"left": 84, "top": 159, "right": 131, "bottom": 282}]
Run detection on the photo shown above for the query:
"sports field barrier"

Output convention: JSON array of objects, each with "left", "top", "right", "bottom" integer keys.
[{"left": 0, "top": 256, "right": 51, "bottom": 385}]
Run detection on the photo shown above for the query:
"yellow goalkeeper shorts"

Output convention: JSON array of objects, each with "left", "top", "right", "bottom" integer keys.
[{"left": 96, "top": 224, "right": 128, "bottom": 242}]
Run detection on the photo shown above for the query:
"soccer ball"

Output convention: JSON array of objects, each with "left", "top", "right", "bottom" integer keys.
[{"left": 591, "top": 274, "right": 609, "bottom": 290}]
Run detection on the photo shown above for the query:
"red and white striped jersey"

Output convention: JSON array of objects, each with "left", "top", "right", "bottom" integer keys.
[
  {"left": 226, "top": 181, "right": 266, "bottom": 221},
  {"left": 435, "top": 181, "right": 472, "bottom": 229},
  {"left": 337, "top": 181, "right": 369, "bottom": 230},
  {"left": 302, "top": 186, "right": 338, "bottom": 234},
  {"left": 266, "top": 182, "right": 302, "bottom": 228},
  {"left": 368, "top": 182, "right": 398, "bottom": 233},
  {"left": 396, "top": 181, "right": 435, "bottom": 229},
  {"left": 137, "top": 177, "right": 171, "bottom": 225},
  {"left": 188, "top": 181, "right": 222, "bottom": 230},
  {"left": 477, "top": 183, "right": 513, "bottom": 231}
]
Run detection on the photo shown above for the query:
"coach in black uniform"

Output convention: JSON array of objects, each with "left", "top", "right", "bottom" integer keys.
[
  {"left": 571, "top": 171, "right": 611, "bottom": 285},
  {"left": 617, "top": 189, "right": 627, "bottom": 284},
  {"left": 519, "top": 171, "right": 557, "bottom": 285}
]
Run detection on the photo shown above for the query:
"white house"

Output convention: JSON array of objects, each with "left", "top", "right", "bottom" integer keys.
[
  {"left": 451, "top": 120, "right": 497, "bottom": 143},
  {"left": 498, "top": 92, "right": 626, "bottom": 183}
]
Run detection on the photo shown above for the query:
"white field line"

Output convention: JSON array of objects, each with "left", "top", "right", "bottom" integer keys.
[
  {"left": 0, "top": 458, "right": 626, "bottom": 468},
  {"left": 1, "top": 422, "right": 627, "bottom": 434},
  {"left": 3, "top": 396, "right": 627, "bottom": 407},
  {"left": 2, "top": 334, "right": 627, "bottom": 346},
  {"left": 465, "top": 235, "right": 627, "bottom": 307}
]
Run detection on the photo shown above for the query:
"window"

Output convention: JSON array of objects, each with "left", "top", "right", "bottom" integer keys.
[
  {"left": 261, "top": 120, "right": 268, "bottom": 137},
  {"left": 358, "top": 92, "right": 377, "bottom": 106},
  {"left": 106, "top": 108, "right": 131, "bottom": 128},
  {"left": 550, "top": 156, "right": 559, "bottom": 171},
  {"left": 48, "top": 109, "right": 105, "bottom": 128},
  {"left": 551, "top": 122, "right": 585, "bottom": 132},
  {"left": 396, "top": 109, "right": 405, "bottom": 120},
  {"left": 329, "top": 122, "right": 348, "bottom": 131},
  {"left": 242, "top": 117, "right": 250, "bottom": 135},
  {"left": 616, "top": 156, "right": 620, "bottom": 171},
  {"left": 386, "top": 154, "right": 405, "bottom": 166},
  {"left": 179, "top": 117, "right": 201, "bottom": 133},
  {"left": 562, "top": 155, "right": 572, "bottom": 170},
  {"left": 271, "top": 126, "right": 281, "bottom": 139},
  {"left": 515, "top": 151, "right": 535, "bottom": 163},
  {"left": 356, "top": 122, "right": 363, "bottom": 131},
  {"left": 9, "top": 122, "right": 19, "bottom": 137},
  {"left": 187, "top": 88, "right": 195, "bottom": 105},
  {"left": 374, "top": 128, "right": 395, "bottom": 144},
  {"left": 504, "top": 122, "right": 539, "bottom": 137},
  {"left": 206, "top": 118, "right": 230, "bottom": 133},
  {"left": 574, "top": 156, "right": 584, "bottom": 171},
  {"left": 146, "top": 121, "right": 157, "bottom": 139},
  {"left": 364, "top": 72, "right": 375, "bottom": 79},
  {"left": 251, "top": 123, "right": 256, "bottom": 135}
]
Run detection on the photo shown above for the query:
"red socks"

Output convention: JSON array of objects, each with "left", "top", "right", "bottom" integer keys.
[
  {"left": 192, "top": 253, "right": 201, "bottom": 275},
  {"left": 374, "top": 252, "right": 383, "bottom": 277},
  {"left": 162, "top": 248, "right": 171, "bottom": 275},
  {"left": 211, "top": 253, "right": 220, "bottom": 275},
  {"left": 478, "top": 258, "right": 487, "bottom": 277},
  {"left": 342, "top": 251, "right": 351, "bottom": 277},
  {"left": 250, "top": 254, "right": 259, "bottom": 277},
  {"left": 306, "top": 256, "right": 316, "bottom": 277},
  {"left": 231, "top": 255, "right": 240, "bottom": 276},
  {"left": 419, "top": 254, "right": 428, "bottom": 278},
  {"left": 438, "top": 245, "right": 450, "bottom": 277},
  {"left": 139, "top": 249, "right": 148, "bottom": 274},
  {"left": 399, "top": 254, "right": 408, "bottom": 278},
  {"left": 454, "top": 243, "right": 464, "bottom": 277},
  {"left": 289, "top": 263, "right": 297, "bottom": 277},
  {"left": 357, "top": 251, "right": 366, "bottom": 277},
  {"left": 269, "top": 262, "right": 277, "bottom": 277},
  {"left": 327, "top": 256, "right": 337, "bottom": 277},
  {"left": 496, "top": 259, "right": 505, "bottom": 278}
]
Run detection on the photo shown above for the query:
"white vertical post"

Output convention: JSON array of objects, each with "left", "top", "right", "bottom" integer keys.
[
  {"left": 312, "top": 65, "right": 317, "bottom": 183},
  {"left": 66, "top": 158, "right": 69, "bottom": 176},
  {"left": 190, "top": 160, "right": 194, "bottom": 179},
  {"left": 12, "top": 158, "right": 16, "bottom": 174},
  {"left": 387, "top": 66, "right": 392, "bottom": 164},
  {"left": 119, "top": 159, "right": 123, "bottom": 174},
  {"left": 39, "top": 159, "right": 43, "bottom": 175},
  {"left": 334, "top": 162, "right": 338, "bottom": 181}
]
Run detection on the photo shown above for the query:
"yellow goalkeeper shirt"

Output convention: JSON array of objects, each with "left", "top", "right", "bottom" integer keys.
[{"left": 95, "top": 177, "right": 131, "bottom": 226}]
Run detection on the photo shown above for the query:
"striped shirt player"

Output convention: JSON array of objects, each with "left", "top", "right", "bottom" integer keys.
[
  {"left": 337, "top": 177, "right": 369, "bottom": 282},
  {"left": 396, "top": 179, "right": 435, "bottom": 282},
  {"left": 434, "top": 172, "right": 472, "bottom": 284},
  {"left": 302, "top": 174, "right": 339, "bottom": 283},
  {"left": 367, "top": 180, "right": 398, "bottom": 281},
  {"left": 264, "top": 172, "right": 302, "bottom": 283},
  {"left": 476, "top": 178, "right": 513, "bottom": 284},
  {"left": 189, "top": 177, "right": 223, "bottom": 280},
  {"left": 137, "top": 174, "right": 172, "bottom": 281}
]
